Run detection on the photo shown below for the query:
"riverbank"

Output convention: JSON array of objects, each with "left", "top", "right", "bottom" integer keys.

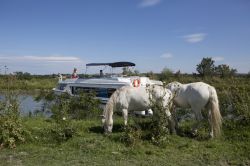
[
  {"left": 0, "top": 76, "right": 57, "bottom": 90},
  {"left": 0, "top": 117, "right": 249, "bottom": 166}
]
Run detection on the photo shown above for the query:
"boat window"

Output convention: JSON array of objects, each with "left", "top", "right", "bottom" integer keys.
[
  {"left": 71, "top": 86, "right": 116, "bottom": 98},
  {"left": 96, "top": 88, "right": 108, "bottom": 98},
  {"left": 107, "top": 88, "right": 116, "bottom": 97},
  {"left": 71, "top": 87, "right": 96, "bottom": 95},
  {"left": 57, "top": 84, "right": 67, "bottom": 90}
]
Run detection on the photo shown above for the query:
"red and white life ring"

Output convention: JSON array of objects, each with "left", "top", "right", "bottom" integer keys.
[{"left": 133, "top": 79, "right": 140, "bottom": 87}]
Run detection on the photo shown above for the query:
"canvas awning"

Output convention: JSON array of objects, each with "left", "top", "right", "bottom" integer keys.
[{"left": 86, "top": 62, "right": 135, "bottom": 68}]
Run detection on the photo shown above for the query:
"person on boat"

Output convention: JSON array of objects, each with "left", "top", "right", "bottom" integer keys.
[
  {"left": 71, "top": 68, "right": 79, "bottom": 79},
  {"left": 100, "top": 70, "right": 104, "bottom": 77},
  {"left": 58, "top": 73, "right": 63, "bottom": 81}
]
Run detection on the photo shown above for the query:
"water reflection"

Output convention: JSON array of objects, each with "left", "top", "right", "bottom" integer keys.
[{"left": 0, "top": 92, "right": 50, "bottom": 116}]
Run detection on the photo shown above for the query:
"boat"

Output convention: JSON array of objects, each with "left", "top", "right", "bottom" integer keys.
[{"left": 53, "top": 62, "right": 162, "bottom": 115}]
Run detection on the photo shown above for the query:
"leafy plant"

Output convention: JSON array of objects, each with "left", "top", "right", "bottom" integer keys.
[
  {"left": 159, "top": 67, "right": 174, "bottom": 81},
  {"left": 149, "top": 96, "right": 171, "bottom": 146},
  {"left": 67, "top": 92, "right": 101, "bottom": 119},
  {"left": 0, "top": 93, "right": 29, "bottom": 148},
  {"left": 229, "top": 87, "right": 250, "bottom": 123},
  {"left": 196, "top": 57, "right": 216, "bottom": 77},
  {"left": 215, "top": 64, "right": 237, "bottom": 78},
  {"left": 120, "top": 125, "right": 142, "bottom": 147}
]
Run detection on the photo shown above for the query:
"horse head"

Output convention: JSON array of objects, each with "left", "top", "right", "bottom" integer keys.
[
  {"left": 166, "top": 81, "right": 182, "bottom": 95},
  {"left": 101, "top": 114, "right": 112, "bottom": 133},
  {"left": 102, "top": 101, "right": 114, "bottom": 133},
  {"left": 103, "top": 121, "right": 113, "bottom": 133}
]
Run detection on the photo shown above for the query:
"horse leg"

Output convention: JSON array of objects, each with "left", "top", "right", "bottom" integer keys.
[
  {"left": 192, "top": 107, "right": 203, "bottom": 136},
  {"left": 168, "top": 116, "right": 176, "bottom": 134},
  {"left": 172, "top": 105, "right": 179, "bottom": 132},
  {"left": 122, "top": 109, "right": 128, "bottom": 126},
  {"left": 166, "top": 110, "right": 176, "bottom": 134}
]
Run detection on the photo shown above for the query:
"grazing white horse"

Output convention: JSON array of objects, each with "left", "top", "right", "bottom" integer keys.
[
  {"left": 166, "top": 81, "right": 222, "bottom": 138},
  {"left": 102, "top": 85, "right": 174, "bottom": 133}
]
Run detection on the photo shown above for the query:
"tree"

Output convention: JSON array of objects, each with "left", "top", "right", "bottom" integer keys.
[
  {"left": 146, "top": 71, "right": 157, "bottom": 80},
  {"left": 122, "top": 67, "right": 139, "bottom": 76},
  {"left": 215, "top": 64, "right": 237, "bottom": 78},
  {"left": 14, "top": 71, "right": 31, "bottom": 79},
  {"left": 159, "top": 67, "right": 173, "bottom": 81},
  {"left": 196, "top": 57, "right": 216, "bottom": 77}
]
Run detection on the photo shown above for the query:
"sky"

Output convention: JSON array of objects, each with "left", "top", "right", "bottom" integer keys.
[{"left": 0, "top": 0, "right": 250, "bottom": 74}]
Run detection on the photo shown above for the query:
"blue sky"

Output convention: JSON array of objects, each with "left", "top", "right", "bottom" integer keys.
[{"left": 0, "top": 0, "right": 249, "bottom": 74}]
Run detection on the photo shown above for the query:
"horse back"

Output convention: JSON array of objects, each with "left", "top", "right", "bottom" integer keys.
[{"left": 176, "top": 82, "right": 210, "bottom": 108}]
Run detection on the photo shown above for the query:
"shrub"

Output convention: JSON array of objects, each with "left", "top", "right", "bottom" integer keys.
[
  {"left": 67, "top": 92, "right": 101, "bottom": 119},
  {"left": 36, "top": 91, "right": 101, "bottom": 119},
  {"left": 229, "top": 86, "right": 250, "bottom": 123},
  {"left": 120, "top": 125, "right": 142, "bottom": 147},
  {"left": 47, "top": 118, "right": 75, "bottom": 143},
  {"left": 149, "top": 96, "right": 171, "bottom": 146},
  {"left": 159, "top": 67, "right": 174, "bottom": 81},
  {"left": 217, "top": 82, "right": 250, "bottom": 125},
  {"left": 35, "top": 91, "right": 101, "bottom": 143},
  {"left": 0, "top": 93, "right": 29, "bottom": 148}
]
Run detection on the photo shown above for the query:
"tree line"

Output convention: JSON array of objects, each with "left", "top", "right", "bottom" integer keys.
[{"left": 196, "top": 57, "right": 237, "bottom": 78}]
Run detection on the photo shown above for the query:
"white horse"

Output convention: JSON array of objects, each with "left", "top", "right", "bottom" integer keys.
[
  {"left": 166, "top": 81, "right": 222, "bottom": 138},
  {"left": 102, "top": 85, "right": 174, "bottom": 133}
]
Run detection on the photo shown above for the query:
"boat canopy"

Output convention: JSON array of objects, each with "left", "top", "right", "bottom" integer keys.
[{"left": 86, "top": 62, "right": 135, "bottom": 68}]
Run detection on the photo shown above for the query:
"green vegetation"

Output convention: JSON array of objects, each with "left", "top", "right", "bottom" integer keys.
[
  {"left": 0, "top": 117, "right": 249, "bottom": 165},
  {"left": 0, "top": 60, "right": 249, "bottom": 165},
  {"left": 0, "top": 75, "right": 57, "bottom": 90},
  {"left": 196, "top": 57, "right": 237, "bottom": 78},
  {"left": 0, "top": 93, "right": 30, "bottom": 148}
]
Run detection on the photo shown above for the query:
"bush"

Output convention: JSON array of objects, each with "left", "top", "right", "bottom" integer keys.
[
  {"left": 120, "top": 125, "right": 142, "bottom": 147},
  {"left": 216, "top": 79, "right": 250, "bottom": 125},
  {"left": 120, "top": 92, "right": 172, "bottom": 147},
  {"left": 35, "top": 91, "right": 101, "bottom": 143},
  {"left": 149, "top": 96, "right": 171, "bottom": 146},
  {"left": 36, "top": 91, "right": 101, "bottom": 120},
  {"left": 0, "top": 93, "right": 29, "bottom": 148},
  {"left": 228, "top": 87, "right": 250, "bottom": 123},
  {"left": 67, "top": 92, "right": 101, "bottom": 119},
  {"left": 159, "top": 67, "right": 174, "bottom": 81},
  {"left": 46, "top": 119, "right": 75, "bottom": 143}
]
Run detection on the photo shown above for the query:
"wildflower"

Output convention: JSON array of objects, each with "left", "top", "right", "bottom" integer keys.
[{"left": 62, "top": 117, "right": 66, "bottom": 121}]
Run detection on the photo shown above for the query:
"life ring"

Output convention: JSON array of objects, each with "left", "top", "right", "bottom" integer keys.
[{"left": 133, "top": 79, "right": 140, "bottom": 87}]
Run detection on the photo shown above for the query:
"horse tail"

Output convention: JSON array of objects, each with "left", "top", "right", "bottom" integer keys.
[{"left": 209, "top": 86, "right": 222, "bottom": 137}]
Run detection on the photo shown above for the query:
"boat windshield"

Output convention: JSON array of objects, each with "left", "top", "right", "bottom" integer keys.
[{"left": 85, "top": 61, "right": 136, "bottom": 77}]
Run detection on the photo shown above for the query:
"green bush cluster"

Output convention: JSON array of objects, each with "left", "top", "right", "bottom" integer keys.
[
  {"left": 120, "top": 94, "right": 172, "bottom": 147},
  {"left": 121, "top": 125, "right": 142, "bottom": 147},
  {"left": 218, "top": 85, "right": 250, "bottom": 124},
  {"left": 0, "top": 94, "right": 29, "bottom": 148},
  {"left": 36, "top": 91, "right": 101, "bottom": 120},
  {"left": 149, "top": 96, "right": 171, "bottom": 146},
  {"left": 35, "top": 91, "right": 101, "bottom": 143}
]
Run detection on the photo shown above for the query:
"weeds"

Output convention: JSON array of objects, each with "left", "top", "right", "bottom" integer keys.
[
  {"left": 0, "top": 92, "right": 30, "bottom": 148},
  {"left": 120, "top": 89, "right": 172, "bottom": 147},
  {"left": 120, "top": 125, "right": 142, "bottom": 147}
]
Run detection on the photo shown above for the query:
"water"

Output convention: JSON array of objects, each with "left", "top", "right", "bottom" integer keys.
[{"left": 0, "top": 93, "right": 48, "bottom": 116}]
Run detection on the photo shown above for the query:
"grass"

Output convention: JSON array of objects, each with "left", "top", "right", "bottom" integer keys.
[
  {"left": 0, "top": 116, "right": 249, "bottom": 166},
  {"left": 0, "top": 75, "right": 249, "bottom": 165},
  {"left": 0, "top": 77, "right": 57, "bottom": 90}
]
